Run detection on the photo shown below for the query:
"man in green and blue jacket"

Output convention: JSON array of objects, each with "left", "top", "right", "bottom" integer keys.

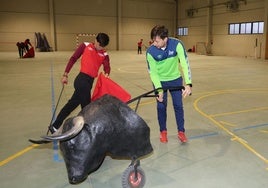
[{"left": 146, "top": 25, "right": 192, "bottom": 143}]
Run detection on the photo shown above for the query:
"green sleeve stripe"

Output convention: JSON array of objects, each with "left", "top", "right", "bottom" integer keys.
[
  {"left": 176, "top": 43, "right": 192, "bottom": 84},
  {"left": 147, "top": 53, "right": 162, "bottom": 89}
]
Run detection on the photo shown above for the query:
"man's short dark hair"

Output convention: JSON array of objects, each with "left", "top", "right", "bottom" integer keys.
[
  {"left": 150, "top": 25, "right": 169, "bottom": 40},
  {"left": 96, "top": 33, "right": 109, "bottom": 47}
]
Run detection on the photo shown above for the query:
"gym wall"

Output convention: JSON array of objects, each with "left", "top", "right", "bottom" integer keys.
[
  {"left": 0, "top": 0, "right": 176, "bottom": 52},
  {"left": 177, "top": 0, "right": 266, "bottom": 58}
]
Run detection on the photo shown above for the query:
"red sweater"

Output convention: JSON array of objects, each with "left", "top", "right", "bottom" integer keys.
[{"left": 65, "top": 42, "right": 110, "bottom": 77}]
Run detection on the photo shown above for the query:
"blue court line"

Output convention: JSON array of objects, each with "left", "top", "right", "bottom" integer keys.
[
  {"left": 53, "top": 140, "right": 63, "bottom": 162},
  {"left": 50, "top": 62, "right": 63, "bottom": 162},
  {"left": 233, "top": 123, "right": 268, "bottom": 132},
  {"left": 189, "top": 132, "right": 219, "bottom": 140}
]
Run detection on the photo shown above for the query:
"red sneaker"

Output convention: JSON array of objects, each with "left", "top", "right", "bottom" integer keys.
[
  {"left": 160, "top": 131, "right": 168, "bottom": 143},
  {"left": 178, "top": 131, "right": 187, "bottom": 143}
]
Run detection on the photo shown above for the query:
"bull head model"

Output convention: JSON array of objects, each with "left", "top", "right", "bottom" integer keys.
[{"left": 40, "top": 94, "right": 153, "bottom": 184}]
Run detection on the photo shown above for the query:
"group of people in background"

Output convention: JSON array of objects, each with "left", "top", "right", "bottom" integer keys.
[
  {"left": 48, "top": 25, "right": 192, "bottom": 144},
  {"left": 16, "top": 39, "right": 34, "bottom": 58}
]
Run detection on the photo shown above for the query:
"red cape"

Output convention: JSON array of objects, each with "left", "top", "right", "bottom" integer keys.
[{"left": 91, "top": 73, "right": 131, "bottom": 103}]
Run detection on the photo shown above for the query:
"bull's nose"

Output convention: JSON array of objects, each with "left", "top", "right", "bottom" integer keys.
[
  {"left": 69, "top": 176, "right": 87, "bottom": 184},
  {"left": 69, "top": 177, "right": 77, "bottom": 184}
]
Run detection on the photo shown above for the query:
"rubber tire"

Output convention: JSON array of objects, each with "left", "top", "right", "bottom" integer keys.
[{"left": 122, "top": 165, "right": 145, "bottom": 188}]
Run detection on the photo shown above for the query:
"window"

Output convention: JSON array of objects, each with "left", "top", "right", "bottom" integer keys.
[
  {"left": 229, "top": 23, "right": 240, "bottom": 34},
  {"left": 229, "top": 21, "right": 264, "bottom": 35},
  {"left": 177, "top": 27, "right": 188, "bottom": 36},
  {"left": 178, "top": 28, "right": 183, "bottom": 35},
  {"left": 252, "top": 21, "right": 264, "bottom": 34},
  {"left": 240, "top": 23, "right": 246, "bottom": 34},
  {"left": 183, "top": 27, "right": 188, "bottom": 35},
  {"left": 259, "top": 22, "right": 264, "bottom": 33},
  {"left": 245, "top": 23, "right": 252, "bottom": 34}
]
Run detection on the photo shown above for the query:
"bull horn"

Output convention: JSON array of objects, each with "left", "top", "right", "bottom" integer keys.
[{"left": 41, "top": 116, "right": 85, "bottom": 141}]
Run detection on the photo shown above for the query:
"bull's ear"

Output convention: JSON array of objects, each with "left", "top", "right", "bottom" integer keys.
[{"left": 41, "top": 116, "right": 85, "bottom": 141}]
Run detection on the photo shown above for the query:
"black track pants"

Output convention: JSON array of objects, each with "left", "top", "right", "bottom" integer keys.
[{"left": 52, "top": 72, "right": 94, "bottom": 129}]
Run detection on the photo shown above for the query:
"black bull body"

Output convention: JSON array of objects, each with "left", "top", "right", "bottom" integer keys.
[{"left": 50, "top": 95, "right": 153, "bottom": 184}]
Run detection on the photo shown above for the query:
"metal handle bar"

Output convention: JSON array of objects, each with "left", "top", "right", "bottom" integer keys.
[
  {"left": 126, "top": 86, "right": 185, "bottom": 112},
  {"left": 46, "top": 85, "right": 65, "bottom": 135}
]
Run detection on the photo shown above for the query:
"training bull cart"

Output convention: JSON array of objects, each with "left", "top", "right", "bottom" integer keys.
[{"left": 29, "top": 73, "right": 184, "bottom": 188}]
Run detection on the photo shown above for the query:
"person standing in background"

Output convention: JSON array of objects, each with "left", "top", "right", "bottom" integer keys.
[
  {"left": 16, "top": 42, "right": 24, "bottom": 58},
  {"left": 137, "top": 39, "right": 143, "bottom": 54},
  {"left": 146, "top": 25, "right": 192, "bottom": 143}
]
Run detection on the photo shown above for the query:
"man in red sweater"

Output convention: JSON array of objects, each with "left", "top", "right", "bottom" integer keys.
[
  {"left": 137, "top": 39, "right": 143, "bottom": 54},
  {"left": 48, "top": 33, "right": 110, "bottom": 134}
]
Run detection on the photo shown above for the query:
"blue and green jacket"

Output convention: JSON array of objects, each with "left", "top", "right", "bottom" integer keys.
[{"left": 146, "top": 37, "right": 192, "bottom": 89}]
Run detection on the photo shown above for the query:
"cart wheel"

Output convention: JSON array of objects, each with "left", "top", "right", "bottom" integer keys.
[{"left": 122, "top": 165, "right": 145, "bottom": 188}]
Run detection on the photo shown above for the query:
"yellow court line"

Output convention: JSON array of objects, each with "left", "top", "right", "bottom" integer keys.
[
  {"left": 193, "top": 89, "right": 268, "bottom": 166},
  {"left": 128, "top": 99, "right": 155, "bottom": 109},
  {"left": 211, "top": 106, "right": 268, "bottom": 117},
  {"left": 220, "top": 121, "right": 236, "bottom": 127},
  {"left": 0, "top": 144, "right": 39, "bottom": 167}
]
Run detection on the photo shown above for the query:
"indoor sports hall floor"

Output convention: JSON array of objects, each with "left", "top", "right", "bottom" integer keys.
[{"left": 0, "top": 50, "right": 267, "bottom": 188}]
